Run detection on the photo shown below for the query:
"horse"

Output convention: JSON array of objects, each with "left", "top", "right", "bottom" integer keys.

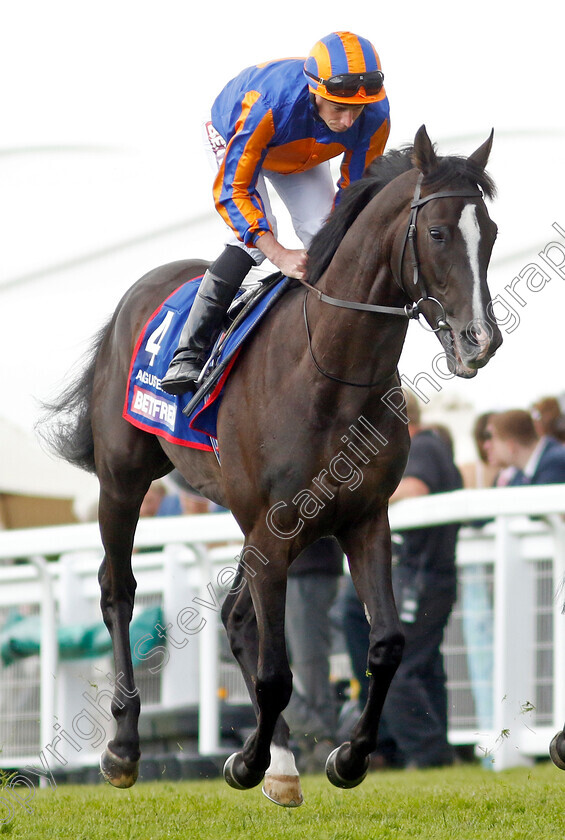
[
  {"left": 551, "top": 728, "right": 565, "bottom": 770},
  {"left": 42, "top": 125, "right": 502, "bottom": 806}
]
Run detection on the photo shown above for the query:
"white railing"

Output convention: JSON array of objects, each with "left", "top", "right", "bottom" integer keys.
[
  {"left": 392, "top": 485, "right": 565, "bottom": 769},
  {"left": 0, "top": 485, "right": 563, "bottom": 772}
]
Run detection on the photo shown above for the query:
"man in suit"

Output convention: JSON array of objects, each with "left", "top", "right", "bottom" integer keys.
[{"left": 484, "top": 409, "right": 565, "bottom": 485}]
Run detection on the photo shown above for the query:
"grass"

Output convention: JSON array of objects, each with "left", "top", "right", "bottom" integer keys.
[{"left": 1, "top": 762, "right": 564, "bottom": 839}]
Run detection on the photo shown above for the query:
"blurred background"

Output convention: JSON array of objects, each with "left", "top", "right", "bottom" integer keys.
[{"left": 2, "top": 0, "right": 564, "bottom": 524}]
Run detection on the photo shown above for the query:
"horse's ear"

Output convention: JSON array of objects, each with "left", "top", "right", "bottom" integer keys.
[
  {"left": 411, "top": 124, "right": 438, "bottom": 174},
  {"left": 468, "top": 129, "right": 494, "bottom": 170}
]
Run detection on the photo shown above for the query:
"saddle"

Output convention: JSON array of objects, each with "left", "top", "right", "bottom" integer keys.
[{"left": 182, "top": 270, "right": 289, "bottom": 418}]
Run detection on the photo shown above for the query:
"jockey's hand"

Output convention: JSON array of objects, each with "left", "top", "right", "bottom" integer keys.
[
  {"left": 256, "top": 233, "right": 308, "bottom": 280},
  {"left": 274, "top": 248, "right": 308, "bottom": 280}
]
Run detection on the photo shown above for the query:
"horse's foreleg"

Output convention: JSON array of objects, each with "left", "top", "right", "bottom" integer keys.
[
  {"left": 327, "top": 513, "right": 404, "bottom": 788},
  {"left": 221, "top": 553, "right": 302, "bottom": 806},
  {"left": 97, "top": 485, "right": 146, "bottom": 788}
]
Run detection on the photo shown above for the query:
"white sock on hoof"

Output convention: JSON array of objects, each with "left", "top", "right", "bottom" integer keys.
[{"left": 266, "top": 745, "right": 299, "bottom": 777}]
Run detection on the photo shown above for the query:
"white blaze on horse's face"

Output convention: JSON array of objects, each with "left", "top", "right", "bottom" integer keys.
[{"left": 458, "top": 203, "right": 490, "bottom": 359}]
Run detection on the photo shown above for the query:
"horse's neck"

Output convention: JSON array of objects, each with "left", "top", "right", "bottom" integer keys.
[
  {"left": 322, "top": 185, "right": 408, "bottom": 306},
  {"left": 307, "top": 209, "right": 409, "bottom": 386}
]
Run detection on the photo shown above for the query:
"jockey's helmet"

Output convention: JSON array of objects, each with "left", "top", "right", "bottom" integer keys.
[{"left": 304, "top": 32, "right": 386, "bottom": 105}]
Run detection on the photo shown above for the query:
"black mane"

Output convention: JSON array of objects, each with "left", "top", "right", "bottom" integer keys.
[{"left": 306, "top": 145, "right": 496, "bottom": 285}]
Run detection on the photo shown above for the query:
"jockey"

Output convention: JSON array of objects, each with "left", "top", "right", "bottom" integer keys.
[{"left": 161, "top": 31, "right": 390, "bottom": 395}]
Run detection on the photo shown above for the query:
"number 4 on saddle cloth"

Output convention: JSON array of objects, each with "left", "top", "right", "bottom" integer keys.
[{"left": 123, "top": 272, "right": 291, "bottom": 455}]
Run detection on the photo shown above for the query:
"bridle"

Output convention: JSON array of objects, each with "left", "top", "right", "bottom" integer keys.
[
  {"left": 298, "top": 172, "right": 483, "bottom": 386},
  {"left": 396, "top": 173, "right": 483, "bottom": 330}
]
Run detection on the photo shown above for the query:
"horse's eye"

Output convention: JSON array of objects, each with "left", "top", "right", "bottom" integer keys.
[{"left": 429, "top": 228, "right": 445, "bottom": 242}]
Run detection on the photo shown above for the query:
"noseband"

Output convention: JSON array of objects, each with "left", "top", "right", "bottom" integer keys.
[{"left": 298, "top": 173, "right": 483, "bottom": 386}]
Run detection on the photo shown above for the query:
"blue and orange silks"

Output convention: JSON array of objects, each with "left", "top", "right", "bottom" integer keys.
[{"left": 210, "top": 58, "right": 390, "bottom": 249}]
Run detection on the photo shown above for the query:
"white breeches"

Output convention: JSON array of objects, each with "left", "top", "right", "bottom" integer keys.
[{"left": 203, "top": 120, "right": 336, "bottom": 264}]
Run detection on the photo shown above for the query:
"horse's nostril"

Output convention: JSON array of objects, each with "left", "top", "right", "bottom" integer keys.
[
  {"left": 463, "top": 322, "right": 488, "bottom": 349},
  {"left": 463, "top": 328, "right": 479, "bottom": 347}
]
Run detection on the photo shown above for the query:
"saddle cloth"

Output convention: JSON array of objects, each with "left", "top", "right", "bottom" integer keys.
[{"left": 123, "top": 273, "right": 290, "bottom": 449}]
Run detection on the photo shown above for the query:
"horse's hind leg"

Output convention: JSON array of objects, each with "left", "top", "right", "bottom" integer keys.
[
  {"left": 221, "top": 546, "right": 302, "bottom": 806},
  {"left": 95, "top": 426, "right": 169, "bottom": 788},
  {"left": 327, "top": 511, "right": 404, "bottom": 788}
]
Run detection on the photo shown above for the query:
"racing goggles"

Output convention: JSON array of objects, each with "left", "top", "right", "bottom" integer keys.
[{"left": 306, "top": 69, "right": 384, "bottom": 98}]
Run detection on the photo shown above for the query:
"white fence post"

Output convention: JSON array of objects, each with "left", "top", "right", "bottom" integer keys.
[
  {"left": 549, "top": 515, "right": 565, "bottom": 737},
  {"left": 489, "top": 517, "right": 535, "bottom": 769},
  {"left": 29, "top": 555, "right": 58, "bottom": 785},
  {"left": 161, "top": 547, "right": 200, "bottom": 707},
  {"left": 56, "top": 553, "right": 102, "bottom": 768},
  {"left": 196, "top": 544, "right": 220, "bottom": 755}
]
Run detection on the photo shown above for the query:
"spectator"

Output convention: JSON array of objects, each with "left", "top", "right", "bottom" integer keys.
[
  {"left": 484, "top": 410, "right": 565, "bottom": 485},
  {"left": 284, "top": 537, "right": 343, "bottom": 773},
  {"left": 139, "top": 480, "right": 182, "bottom": 517},
  {"left": 427, "top": 423, "right": 456, "bottom": 458},
  {"left": 459, "top": 413, "right": 499, "bottom": 490},
  {"left": 168, "top": 469, "right": 217, "bottom": 513},
  {"left": 179, "top": 491, "right": 211, "bottom": 515},
  {"left": 340, "top": 389, "right": 462, "bottom": 768},
  {"left": 140, "top": 481, "right": 169, "bottom": 517},
  {"left": 531, "top": 396, "right": 565, "bottom": 444}
]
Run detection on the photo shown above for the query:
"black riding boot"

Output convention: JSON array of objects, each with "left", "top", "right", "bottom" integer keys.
[{"left": 161, "top": 247, "right": 254, "bottom": 395}]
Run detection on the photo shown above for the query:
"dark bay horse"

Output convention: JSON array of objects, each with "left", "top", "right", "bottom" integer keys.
[
  {"left": 43, "top": 126, "right": 502, "bottom": 806},
  {"left": 551, "top": 727, "right": 565, "bottom": 770}
]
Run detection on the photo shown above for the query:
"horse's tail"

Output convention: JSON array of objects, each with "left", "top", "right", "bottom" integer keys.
[{"left": 37, "top": 321, "right": 110, "bottom": 475}]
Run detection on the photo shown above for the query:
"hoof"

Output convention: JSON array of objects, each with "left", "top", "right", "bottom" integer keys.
[
  {"left": 223, "top": 751, "right": 264, "bottom": 791},
  {"left": 325, "top": 743, "right": 369, "bottom": 789},
  {"left": 550, "top": 731, "right": 565, "bottom": 770},
  {"left": 100, "top": 748, "right": 139, "bottom": 788},
  {"left": 262, "top": 773, "right": 304, "bottom": 807}
]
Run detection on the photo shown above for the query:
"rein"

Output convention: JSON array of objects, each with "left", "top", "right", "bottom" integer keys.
[
  {"left": 298, "top": 173, "right": 483, "bottom": 387},
  {"left": 297, "top": 276, "right": 412, "bottom": 319}
]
